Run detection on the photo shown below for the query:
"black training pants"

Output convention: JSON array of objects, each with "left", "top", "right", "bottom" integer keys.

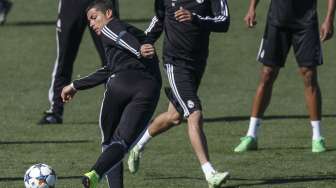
[{"left": 93, "top": 70, "right": 161, "bottom": 188}]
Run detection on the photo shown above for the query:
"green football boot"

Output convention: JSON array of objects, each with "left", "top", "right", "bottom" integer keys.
[
  {"left": 312, "top": 137, "right": 326, "bottom": 153},
  {"left": 206, "top": 171, "right": 230, "bottom": 188},
  {"left": 128, "top": 145, "right": 142, "bottom": 174},
  {"left": 82, "top": 170, "right": 99, "bottom": 188},
  {"left": 234, "top": 136, "right": 258, "bottom": 152}
]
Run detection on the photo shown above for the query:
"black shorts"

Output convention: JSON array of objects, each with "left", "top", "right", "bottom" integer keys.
[
  {"left": 257, "top": 23, "right": 323, "bottom": 67},
  {"left": 163, "top": 56, "right": 206, "bottom": 118}
]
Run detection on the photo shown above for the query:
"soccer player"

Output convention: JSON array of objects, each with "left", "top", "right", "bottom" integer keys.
[
  {"left": 61, "top": 1, "right": 162, "bottom": 187},
  {"left": 39, "top": 0, "right": 119, "bottom": 124},
  {"left": 234, "top": 0, "right": 335, "bottom": 153},
  {"left": 128, "top": 0, "right": 230, "bottom": 187}
]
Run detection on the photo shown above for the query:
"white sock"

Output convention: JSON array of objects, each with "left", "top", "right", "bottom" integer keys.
[
  {"left": 311, "top": 121, "right": 322, "bottom": 140},
  {"left": 246, "top": 117, "right": 261, "bottom": 138},
  {"left": 201, "top": 162, "right": 216, "bottom": 178},
  {"left": 136, "top": 129, "right": 152, "bottom": 150}
]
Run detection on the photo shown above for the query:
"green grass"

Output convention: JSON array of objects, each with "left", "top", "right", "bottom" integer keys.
[{"left": 1, "top": 0, "right": 336, "bottom": 187}]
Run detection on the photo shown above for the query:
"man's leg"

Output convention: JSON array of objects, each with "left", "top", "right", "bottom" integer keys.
[
  {"left": 128, "top": 102, "right": 182, "bottom": 174},
  {"left": 186, "top": 111, "right": 229, "bottom": 188},
  {"left": 299, "top": 66, "right": 325, "bottom": 152},
  {"left": 0, "top": 0, "right": 12, "bottom": 25},
  {"left": 39, "top": 0, "right": 91, "bottom": 124},
  {"left": 83, "top": 72, "right": 160, "bottom": 188},
  {"left": 234, "top": 65, "right": 280, "bottom": 152}
]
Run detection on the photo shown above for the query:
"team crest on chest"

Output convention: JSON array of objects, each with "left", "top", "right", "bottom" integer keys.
[{"left": 196, "top": 0, "right": 204, "bottom": 4}]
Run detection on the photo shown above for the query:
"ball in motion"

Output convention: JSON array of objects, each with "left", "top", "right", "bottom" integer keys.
[{"left": 24, "top": 163, "right": 57, "bottom": 188}]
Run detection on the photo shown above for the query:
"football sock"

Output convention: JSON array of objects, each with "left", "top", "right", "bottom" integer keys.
[
  {"left": 311, "top": 120, "right": 322, "bottom": 140},
  {"left": 201, "top": 162, "right": 216, "bottom": 177},
  {"left": 136, "top": 129, "right": 152, "bottom": 150},
  {"left": 91, "top": 142, "right": 126, "bottom": 177},
  {"left": 246, "top": 117, "right": 261, "bottom": 138}
]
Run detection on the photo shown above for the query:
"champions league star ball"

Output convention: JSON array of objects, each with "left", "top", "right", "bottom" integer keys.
[{"left": 24, "top": 163, "right": 57, "bottom": 188}]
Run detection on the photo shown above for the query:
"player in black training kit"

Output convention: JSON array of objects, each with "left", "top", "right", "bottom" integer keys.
[
  {"left": 128, "top": 0, "right": 231, "bottom": 187},
  {"left": 39, "top": 0, "right": 119, "bottom": 124},
  {"left": 234, "top": 0, "right": 335, "bottom": 153},
  {"left": 61, "top": 1, "right": 161, "bottom": 188}
]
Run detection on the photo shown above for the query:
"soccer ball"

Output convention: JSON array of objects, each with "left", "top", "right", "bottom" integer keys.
[{"left": 24, "top": 163, "right": 57, "bottom": 188}]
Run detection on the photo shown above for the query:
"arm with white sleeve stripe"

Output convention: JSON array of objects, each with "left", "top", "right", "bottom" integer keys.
[
  {"left": 101, "top": 20, "right": 142, "bottom": 58},
  {"left": 144, "top": 0, "right": 165, "bottom": 44},
  {"left": 192, "top": 0, "right": 230, "bottom": 32},
  {"left": 72, "top": 66, "right": 110, "bottom": 90}
]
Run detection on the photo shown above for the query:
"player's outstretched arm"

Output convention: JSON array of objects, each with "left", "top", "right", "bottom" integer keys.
[
  {"left": 244, "top": 0, "right": 259, "bottom": 28},
  {"left": 320, "top": 0, "right": 335, "bottom": 41}
]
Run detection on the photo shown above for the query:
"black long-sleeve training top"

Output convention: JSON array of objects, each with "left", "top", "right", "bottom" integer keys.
[
  {"left": 73, "top": 19, "right": 161, "bottom": 90},
  {"left": 268, "top": 0, "right": 317, "bottom": 28},
  {"left": 145, "top": 0, "right": 230, "bottom": 62}
]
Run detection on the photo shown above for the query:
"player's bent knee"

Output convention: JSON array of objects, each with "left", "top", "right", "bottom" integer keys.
[
  {"left": 300, "top": 69, "right": 318, "bottom": 87},
  {"left": 260, "top": 68, "right": 277, "bottom": 85},
  {"left": 168, "top": 111, "right": 182, "bottom": 125},
  {"left": 103, "top": 139, "right": 128, "bottom": 152}
]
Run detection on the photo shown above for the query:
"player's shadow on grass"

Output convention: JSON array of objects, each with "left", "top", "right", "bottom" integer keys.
[
  {"left": 62, "top": 114, "right": 336, "bottom": 125},
  {"left": 145, "top": 176, "right": 203, "bottom": 181},
  {"left": 0, "top": 176, "right": 82, "bottom": 182},
  {"left": 6, "top": 18, "right": 149, "bottom": 27},
  {"left": 224, "top": 175, "right": 336, "bottom": 187},
  {"left": 203, "top": 114, "right": 336, "bottom": 123},
  {"left": 0, "top": 140, "right": 91, "bottom": 145}
]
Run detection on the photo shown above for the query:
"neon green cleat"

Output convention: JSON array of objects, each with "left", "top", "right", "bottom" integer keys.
[
  {"left": 206, "top": 171, "right": 230, "bottom": 188},
  {"left": 234, "top": 136, "right": 258, "bottom": 152},
  {"left": 312, "top": 137, "right": 326, "bottom": 153},
  {"left": 128, "top": 145, "right": 142, "bottom": 174},
  {"left": 82, "top": 170, "right": 99, "bottom": 188}
]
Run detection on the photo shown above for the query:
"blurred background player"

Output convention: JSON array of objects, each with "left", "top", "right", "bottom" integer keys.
[
  {"left": 234, "top": 0, "right": 335, "bottom": 153},
  {"left": 38, "top": 0, "right": 119, "bottom": 124},
  {"left": 0, "top": 0, "right": 12, "bottom": 25},
  {"left": 61, "top": 1, "right": 161, "bottom": 187},
  {"left": 127, "top": 0, "right": 231, "bottom": 187}
]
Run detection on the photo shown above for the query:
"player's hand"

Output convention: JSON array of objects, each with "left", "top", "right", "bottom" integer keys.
[
  {"left": 175, "top": 7, "right": 192, "bottom": 22},
  {"left": 320, "top": 19, "right": 334, "bottom": 42},
  {"left": 61, "top": 84, "right": 77, "bottom": 103},
  {"left": 140, "top": 44, "right": 155, "bottom": 59},
  {"left": 244, "top": 9, "right": 257, "bottom": 28}
]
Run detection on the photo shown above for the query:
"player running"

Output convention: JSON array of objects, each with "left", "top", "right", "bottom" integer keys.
[{"left": 128, "top": 0, "right": 230, "bottom": 187}]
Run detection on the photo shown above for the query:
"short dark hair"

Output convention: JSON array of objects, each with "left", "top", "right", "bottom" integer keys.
[{"left": 86, "top": 0, "right": 114, "bottom": 13}]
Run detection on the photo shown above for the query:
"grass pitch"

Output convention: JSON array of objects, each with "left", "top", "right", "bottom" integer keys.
[{"left": 0, "top": 0, "right": 335, "bottom": 187}]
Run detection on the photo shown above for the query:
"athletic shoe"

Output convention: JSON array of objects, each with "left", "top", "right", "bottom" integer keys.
[
  {"left": 128, "top": 145, "right": 142, "bottom": 174},
  {"left": 206, "top": 171, "right": 230, "bottom": 188},
  {"left": 312, "top": 137, "right": 326, "bottom": 153},
  {"left": 38, "top": 112, "right": 63, "bottom": 125},
  {"left": 0, "top": 0, "right": 12, "bottom": 25},
  {"left": 234, "top": 136, "right": 258, "bottom": 152},
  {"left": 82, "top": 170, "right": 99, "bottom": 188}
]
